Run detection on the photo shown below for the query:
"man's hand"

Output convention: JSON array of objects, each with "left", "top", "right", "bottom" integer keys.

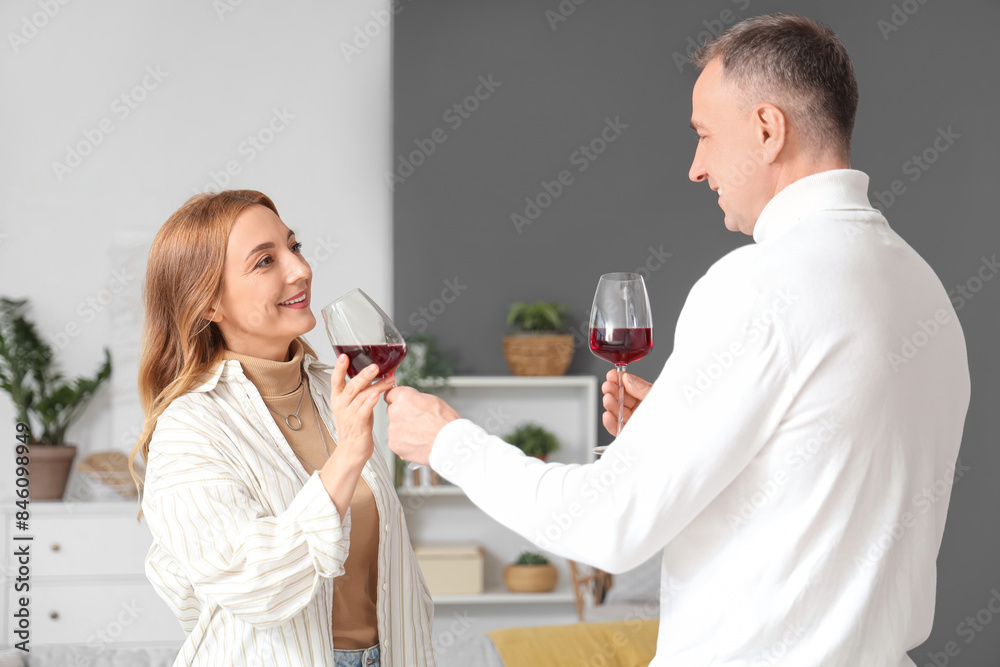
[
  {"left": 384, "top": 386, "right": 462, "bottom": 466},
  {"left": 601, "top": 369, "right": 653, "bottom": 436}
]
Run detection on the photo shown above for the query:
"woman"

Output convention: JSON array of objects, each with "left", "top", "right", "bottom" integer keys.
[{"left": 129, "top": 190, "right": 436, "bottom": 667}]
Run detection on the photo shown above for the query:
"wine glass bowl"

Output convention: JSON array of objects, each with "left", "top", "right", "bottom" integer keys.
[
  {"left": 589, "top": 272, "right": 653, "bottom": 451},
  {"left": 321, "top": 289, "right": 407, "bottom": 380}
]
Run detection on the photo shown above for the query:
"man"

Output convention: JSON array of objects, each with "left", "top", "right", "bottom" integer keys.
[{"left": 385, "top": 13, "right": 970, "bottom": 665}]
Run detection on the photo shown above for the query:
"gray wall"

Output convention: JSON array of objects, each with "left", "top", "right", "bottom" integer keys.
[{"left": 393, "top": 0, "right": 1000, "bottom": 664}]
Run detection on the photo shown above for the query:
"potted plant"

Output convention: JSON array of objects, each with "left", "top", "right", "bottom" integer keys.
[
  {"left": 505, "top": 422, "right": 560, "bottom": 462},
  {"left": 503, "top": 550, "right": 558, "bottom": 593},
  {"left": 502, "top": 301, "right": 575, "bottom": 376},
  {"left": 393, "top": 332, "right": 453, "bottom": 488},
  {"left": 0, "top": 297, "right": 111, "bottom": 500}
]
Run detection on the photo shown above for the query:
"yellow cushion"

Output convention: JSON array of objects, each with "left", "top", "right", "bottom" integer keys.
[{"left": 488, "top": 619, "right": 659, "bottom": 667}]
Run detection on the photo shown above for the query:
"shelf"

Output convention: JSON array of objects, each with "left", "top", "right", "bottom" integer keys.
[
  {"left": 417, "top": 375, "right": 598, "bottom": 390},
  {"left": 396, "top": 485, "right": 465, "bottom": 497},
  {"left": 432, "top": 584, "right": 576, "bottom": 605}
]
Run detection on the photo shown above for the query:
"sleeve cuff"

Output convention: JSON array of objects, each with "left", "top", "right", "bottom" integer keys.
[
  {"left": 287, "top": 471, "right": 352, "bottom": 579},
  {"left": 429, "top": 418, "right": 485, "bottom": 482}
]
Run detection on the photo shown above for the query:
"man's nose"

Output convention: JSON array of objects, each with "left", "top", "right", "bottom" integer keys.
[{"left": 689, "top": 152, "right": 707, "bottom": 183}]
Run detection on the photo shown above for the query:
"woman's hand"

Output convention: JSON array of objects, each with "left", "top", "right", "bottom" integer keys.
[
  {"left": 320, "top": 355, "right": 395, "bottom": 519},
  {"left": 328, "top": 355, "right": 395, "bottom": 465},
  {"left": 601, "top": 369, "right": 653, "bottom": 436}
]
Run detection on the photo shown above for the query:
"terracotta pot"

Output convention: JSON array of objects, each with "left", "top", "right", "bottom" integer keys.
[
  {"left": 27, "top": 444, "right": 78, "bottom": 500},
  {"left": 502, "top": 334, "right": 574, "bottom": 376},
  {"left": 503, "top": 563, "right": 558, "bottom": 593}
]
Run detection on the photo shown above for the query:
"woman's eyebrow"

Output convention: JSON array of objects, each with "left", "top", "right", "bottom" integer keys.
[{"left": 245, "top": 229, "right": 295, "bottom": 261}]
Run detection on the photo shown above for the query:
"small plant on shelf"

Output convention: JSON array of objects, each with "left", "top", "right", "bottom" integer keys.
[
  {"left": 504, "top": 550, "right": 558, "bottom": 593},
  {"left": 515, "top": 551, "right": 550, "bottom": 566},
  {"left": 506, "top": 301, "right": 572, "bottom": 334},
  {"left": 502, "top": 301, "right": 576, "bottom": 376},
  {"left": 505, "top": 422, "right": 560, "bottom": 461}
]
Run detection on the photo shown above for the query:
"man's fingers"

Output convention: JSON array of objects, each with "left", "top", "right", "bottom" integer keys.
[
  {"left": 602, "top": 383, "right": 639, "bottom": 410},
  {"left": 385, "top": 385, "right": 416, "bottom": 405}
]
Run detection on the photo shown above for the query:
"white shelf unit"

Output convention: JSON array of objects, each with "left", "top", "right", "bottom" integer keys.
[{"left": 374, "top": 375, "right": 598, "bottom": 623}]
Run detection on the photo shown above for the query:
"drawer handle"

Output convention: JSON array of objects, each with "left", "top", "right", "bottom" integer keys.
[
  {"left": 50, "top": 611, "right": 59, "bottom": 620},
  {"left": 50, "top": 543, "right": 60, "bottom": 552}
]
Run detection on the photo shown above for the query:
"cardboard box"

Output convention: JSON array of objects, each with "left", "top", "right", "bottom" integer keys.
[{"left": 413, "top": 542, "right": 485, "bottom": 595}]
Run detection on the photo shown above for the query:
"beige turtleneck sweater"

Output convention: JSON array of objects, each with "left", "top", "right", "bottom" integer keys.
[{"left": 222, "top": 339, "right": 380, "bottom": 650}]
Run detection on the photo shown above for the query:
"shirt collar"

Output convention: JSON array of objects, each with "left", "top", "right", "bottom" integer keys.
[{"left": 752, "top": 169, "right": 874, "bottom": 244}]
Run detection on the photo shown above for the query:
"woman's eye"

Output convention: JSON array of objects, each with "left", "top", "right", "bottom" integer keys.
[
  {"left": 255, "top": 255, "right": 273, "bottom": 268},
  {"left": 291, "top": 241, "right": 303, "bottom": 253}
]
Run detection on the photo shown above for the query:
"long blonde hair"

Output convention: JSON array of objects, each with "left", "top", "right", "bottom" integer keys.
[{"left": 129, "top": 190, "right": 318, "bottom": 518}]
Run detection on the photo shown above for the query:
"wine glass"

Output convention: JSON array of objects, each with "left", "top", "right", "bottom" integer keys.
[
  {"left": 589, "top": 273, "right": 653, "bottom": 455},
  {"left": 321, "top": 289, "right": 407, "bottom": 381}
]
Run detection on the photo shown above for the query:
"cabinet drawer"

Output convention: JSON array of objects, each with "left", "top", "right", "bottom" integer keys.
[
  {"left": 32, "top": 580, "right": 185, "bottom": 645},
  {"left": 21, "top": 513, "right": 151, "bottom": 578}
]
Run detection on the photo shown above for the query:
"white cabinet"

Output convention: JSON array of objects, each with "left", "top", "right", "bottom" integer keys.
[
  {"left": 374, "top": 375, "right": 599, "bottom": 638},
  {"left": 1, "top": 501, "right": 184, "bottom": 653}
]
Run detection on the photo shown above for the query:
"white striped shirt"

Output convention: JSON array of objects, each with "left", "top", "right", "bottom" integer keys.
[{"left": 142, "top": 352, "right": 436, "bottom": 666}]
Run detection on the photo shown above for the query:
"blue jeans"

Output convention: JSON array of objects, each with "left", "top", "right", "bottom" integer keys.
[{"left": 333, "top": 644, "right": 380, "bottom": 667}]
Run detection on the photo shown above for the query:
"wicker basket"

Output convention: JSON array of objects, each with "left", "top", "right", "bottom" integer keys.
[
  {"left": 77, "top": 451, "right": 142, "bottom": 499},
  {"left": 503, "top": 563, "right": 558, "bottom": 593},
  {"left": 502, "top": 334, "right": 574, "bottom": 376}
]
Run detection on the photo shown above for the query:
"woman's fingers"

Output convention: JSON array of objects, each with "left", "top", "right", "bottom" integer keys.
[
  {"left": 330, "top": 354, "right": 350, "bottom": 395},
  {"left": 337, "top": 362, "right": 381, "bottom": 403},
  {"left": 348, "top": 374, "right": 396, "bottom": 412}
]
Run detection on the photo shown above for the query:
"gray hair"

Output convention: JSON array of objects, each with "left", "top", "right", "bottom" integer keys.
[{"left": 693, "top": 13, "right": 859, "bottom": 160}]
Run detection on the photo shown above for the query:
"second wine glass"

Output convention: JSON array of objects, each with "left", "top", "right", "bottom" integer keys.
[
  {"left": 589, "top": 273, "right": 653, "bottom": 450},
  {"left": 321, "top": 289, "right": 407, "bottom": 381}
]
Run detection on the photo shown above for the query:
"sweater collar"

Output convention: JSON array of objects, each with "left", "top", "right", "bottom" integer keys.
[
  {"left": 192, "top": 338, "right": 334, "bottom": 394},
  {"left": 752, "top": 169, "right": 874, "bottom": 244}
]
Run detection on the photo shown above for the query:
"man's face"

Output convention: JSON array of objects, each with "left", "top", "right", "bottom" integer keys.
[{"left": 688, "top": 58, "right": 774, "bottom": 235}]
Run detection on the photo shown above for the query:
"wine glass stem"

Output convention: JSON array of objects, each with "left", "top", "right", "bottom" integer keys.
[{"left": 616, "top": 364, "right": 626, "bottom": 437}]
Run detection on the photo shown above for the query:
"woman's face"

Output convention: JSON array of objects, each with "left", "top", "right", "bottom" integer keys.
[{"left": 207, "top": 205, "right": 315, "bottom": 361}]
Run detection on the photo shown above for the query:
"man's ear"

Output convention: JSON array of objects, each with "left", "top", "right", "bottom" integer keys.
[{"left": 753, "top": 102, "right": 786, "bottom": 165}]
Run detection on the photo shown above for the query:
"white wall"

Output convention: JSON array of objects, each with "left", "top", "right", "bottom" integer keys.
[{"left": 0, "top": 0, "right": 393, "bottom": 502}]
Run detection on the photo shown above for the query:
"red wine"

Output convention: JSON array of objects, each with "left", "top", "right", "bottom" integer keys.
[
  {"left": 333, "top": 344, "right": 407, "bottom": 379},
  {"left": 589, "top": 327, "right": 653, "bottom": 365}
]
